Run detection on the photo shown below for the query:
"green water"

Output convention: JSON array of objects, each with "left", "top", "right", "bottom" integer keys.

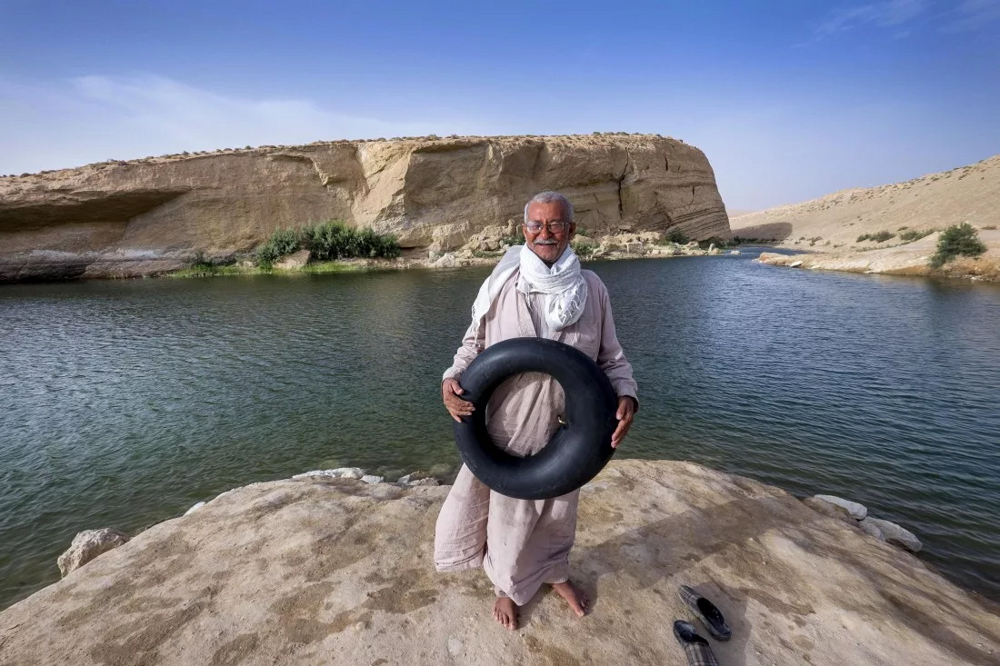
[{"left": 2, "top": 251, "right": 999, "bottom": 609}]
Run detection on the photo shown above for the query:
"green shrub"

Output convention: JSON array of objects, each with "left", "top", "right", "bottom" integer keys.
[
  {"left": 665, "top": 230, "right": 689, "bottom": 244},
  {"left": 857, "top": 231, "right": 895, "bottom": 243},
  {"left": 254, "top": 221, "right": 400, "bottom": 267},
  {"left": 254, "top": 228, "right": 301, "bottom": 268},
  {"left": 571, "top": 239, "right": 597, "bottom": 258},
  {"left": 501, "top": 230, "right": 526, "bottom": 247},
  {"left": 899, "top": 228, "right": 935, "bottom": 242},
  {"left": 930, "top": 223, "right": 986, "bottom": 268},
  {"left": 301, "top": 222, "right": 339, "bottom": 260},
  {"left": 729, "top": 236, "right": 770, "bottom": 245},
  {"left": 300, "top": 221, "right": 400, "bottom": 260}
]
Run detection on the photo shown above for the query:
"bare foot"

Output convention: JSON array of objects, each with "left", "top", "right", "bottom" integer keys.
[
  {"left": 493, "top": 596, "right": 518, "bottom": 630},
  {"left": 551, "top": 580, "right": 589, "bottom": 617}
]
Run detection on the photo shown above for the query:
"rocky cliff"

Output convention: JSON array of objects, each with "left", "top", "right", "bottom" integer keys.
[
  {"left": 0, "top": 134, "right": 730, "bottom": 281},
  {"left": 1, "top": 460, "right": 997, "bottom": 665}
]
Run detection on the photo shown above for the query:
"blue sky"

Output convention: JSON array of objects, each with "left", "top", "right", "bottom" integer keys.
[{"left": 1, "top": 0, "right": 998, "bottom": 209}]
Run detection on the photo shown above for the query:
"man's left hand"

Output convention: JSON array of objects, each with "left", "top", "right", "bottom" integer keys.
[{"left": 611, "top": 396, "right": 636, "bottom": 449}]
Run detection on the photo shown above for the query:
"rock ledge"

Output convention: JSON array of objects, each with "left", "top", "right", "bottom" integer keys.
[{"left": 1, "top": 460, "right": 997, "bottom": 665}]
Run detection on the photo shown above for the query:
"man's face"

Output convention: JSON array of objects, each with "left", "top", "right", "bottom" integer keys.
[{"left": 524, "top": 201, "right": 576, "bottom": 266}]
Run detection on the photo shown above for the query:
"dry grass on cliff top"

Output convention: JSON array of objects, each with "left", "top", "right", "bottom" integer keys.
[{"left": 0, "top": 132, "right": 678, "bottom": 180}]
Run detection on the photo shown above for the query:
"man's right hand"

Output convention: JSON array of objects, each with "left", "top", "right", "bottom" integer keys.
[{"left": 442, "top": 378, "right": 476, "bottom": 422}]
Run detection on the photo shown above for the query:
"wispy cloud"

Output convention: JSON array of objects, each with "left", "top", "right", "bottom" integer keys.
[
  {"left": 817, "top": 0, "right": 931, "bottom": 35},
  {"left": 943, "top": 0, "right": 1000, "bottom": 32},
  {"left": 0, "top": 75, "right": 483, "bottom": 174}
]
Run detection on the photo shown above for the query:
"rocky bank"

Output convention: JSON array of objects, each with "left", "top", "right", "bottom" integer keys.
[
  {"left": 0, "top": 134, "right": 730, "bottom": 282},
  {"left": 756, "top": 228, "right": 1000, "bottom": 282},
  {"left": 731, "top": 155, "right": 1000, "bottom": 281},
  {"left": 1, "top": 460, "right": 997, "bottom": 665}
]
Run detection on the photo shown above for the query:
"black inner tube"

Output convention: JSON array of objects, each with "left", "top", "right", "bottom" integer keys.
[{"left": 452, "top": 337, "right": 619, "bottom": 500}]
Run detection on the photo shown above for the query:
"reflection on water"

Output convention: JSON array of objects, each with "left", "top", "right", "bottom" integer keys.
[{"left": 2, "top": 252, "right": 999, "bottom": 608}]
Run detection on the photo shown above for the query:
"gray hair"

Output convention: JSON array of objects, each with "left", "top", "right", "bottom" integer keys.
[{"left": 523, "top": 191, "right": 574, "bottom": 225}]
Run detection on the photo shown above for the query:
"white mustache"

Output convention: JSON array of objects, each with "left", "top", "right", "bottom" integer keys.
[{"left": 533, "top": 239, "right": 558, "bottom": 245}]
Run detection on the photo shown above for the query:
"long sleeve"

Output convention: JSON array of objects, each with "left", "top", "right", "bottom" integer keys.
[
  {"left": 442, "top": 319, "right": 486, "bottom": 383},
  {"left": 596, "top": 285, "right": 638, "bottom": 408}
]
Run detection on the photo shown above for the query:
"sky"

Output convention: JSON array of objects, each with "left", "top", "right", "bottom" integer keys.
[{"left": 1, "top": 0, "right": 999, "bottom": 210}]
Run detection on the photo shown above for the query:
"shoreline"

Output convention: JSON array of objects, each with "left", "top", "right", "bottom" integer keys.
[
  {"left": 3, "top": 459, "right": 997, "bottom": 665},
  {"left": 0, "top": 237, "right": 747, "bottom": 284},
  {"left": 6, "top": 457, "right": 997, "bottom": 613}
]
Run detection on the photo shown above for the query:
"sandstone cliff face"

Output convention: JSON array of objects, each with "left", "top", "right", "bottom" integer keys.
[
  {"left": 1, "top": 460, "right": 997, "bottom": 665},
  {"left": 0, "top": 134, "right": 729, "bottom": 281}
]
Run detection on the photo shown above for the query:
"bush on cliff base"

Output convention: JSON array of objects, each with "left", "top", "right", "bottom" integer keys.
[
  {"left": 857, "top": 231, "right": 896, "bottom": 243},
  {"left": 254, "top": 229, "right": 300, "bottom": 268},
  {"left": 930, "top": 223, "right": 987, "bottom": 269},
  {"left": 253, "top": 222, "right": 400, "bottom": 268},
  {"left": 303, "top": 223, "right": 400, "bottom": 261}
]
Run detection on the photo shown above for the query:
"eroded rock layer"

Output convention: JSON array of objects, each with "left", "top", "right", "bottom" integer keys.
[{"left": 0, "top": 135, "right": 729, "bottom": 281}]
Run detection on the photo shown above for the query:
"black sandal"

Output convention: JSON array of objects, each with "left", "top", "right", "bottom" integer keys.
[
  {"left": 679, "top": 585, "right": 732, "bottom": 641},
  {"left": 673, "top": 620, "right": 721, "bottom": 666}
]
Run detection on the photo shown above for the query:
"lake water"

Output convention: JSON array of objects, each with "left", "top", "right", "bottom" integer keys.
[{"left": 2, "top": 251, "right": 999, "bottom": 609}]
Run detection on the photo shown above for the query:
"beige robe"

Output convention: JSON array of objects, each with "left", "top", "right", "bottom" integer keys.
[{"left": 434, "top": 268, "right": 638, "bottom": 605}]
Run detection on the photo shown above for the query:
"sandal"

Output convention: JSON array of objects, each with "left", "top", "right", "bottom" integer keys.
[
  {"left": 673, "top": 620, "right": 721, "bottom": 666},
  {"left": 679, "top": 585, "right": 732, "bottom": 641}
]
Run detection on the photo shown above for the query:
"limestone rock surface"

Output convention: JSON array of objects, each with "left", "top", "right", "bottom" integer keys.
[
  {"left": 55, "top": 528, "right": 130, "bottom": 577},
  {"left": 859, "top": 517, "right": 887, "bottom": 541},
  {"left": 802, "top": 496, "right": 854, "bottom": 523},
  {"left": 2, "top": 461, "right": 997, "bottom": 666},
  {"left": 0, "top": 134, "right": 730, "bottom": 282},
  {"left": 274, "top": 249, "right": 311, "bottom": 270}
]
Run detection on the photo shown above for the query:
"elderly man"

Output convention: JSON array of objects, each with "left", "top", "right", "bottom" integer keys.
[{"left": 434, "top": 191, "right": 638, "bottom": 630}]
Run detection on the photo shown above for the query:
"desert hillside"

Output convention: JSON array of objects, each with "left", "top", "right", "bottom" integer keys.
[
  {"left": 0, "top": 134, "right": 730, "bottom": 281},
  {"left": 730, "top": 155, "right": 1000, "bottom": 250}
]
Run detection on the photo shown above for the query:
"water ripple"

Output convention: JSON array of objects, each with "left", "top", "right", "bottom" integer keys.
[{"left": 2, "top": 256, "right": 1000, "bottom": 607}]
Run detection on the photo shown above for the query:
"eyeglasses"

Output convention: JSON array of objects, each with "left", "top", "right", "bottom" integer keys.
[{"left": 524, "top": 220, "right": 570, "bottom": 233}]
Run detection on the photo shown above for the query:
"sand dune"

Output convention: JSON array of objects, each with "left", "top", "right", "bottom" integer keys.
[{"left": 730, "top": 155, "right": 1000, "bottom": 251}]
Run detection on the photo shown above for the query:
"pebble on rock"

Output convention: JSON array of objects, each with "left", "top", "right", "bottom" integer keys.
[
  {"left": 865, "top": 517, "right": 922, "bottom": 553},
  {"left": 293, "top": 467, "right": 365, "bottom": 480},
  {"left": 184, "top": 501, "right": 206, "bottom": 516},
  {"left": 858, "top": 518, "right": 886, "bottom": 541},
  {"left": 57, "top": 528, "right": 130, "bottom": 577},
  {"left": 813, "top": 495, "right": 868, "bottom": 520},
  {"left": 802, "top": 497, "right": 854, "bottom": 522}
]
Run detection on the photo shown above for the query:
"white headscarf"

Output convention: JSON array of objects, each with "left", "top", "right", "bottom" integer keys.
[{"left": 470, "top": 245, "right": 587, "bottom": 336}]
